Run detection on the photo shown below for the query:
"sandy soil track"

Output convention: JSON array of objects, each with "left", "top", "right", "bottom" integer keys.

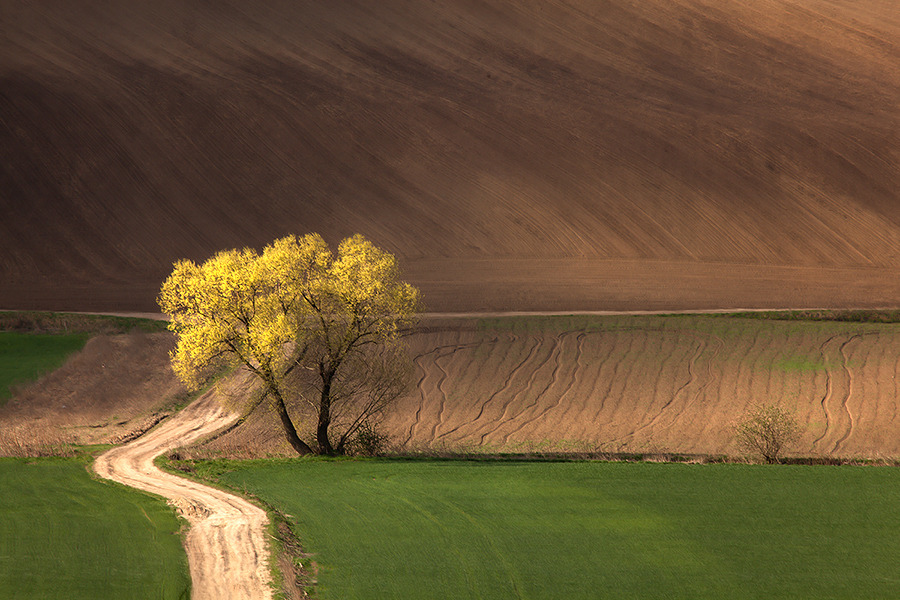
[{"left": 93, "top": 393, "right": 272, "bottom": 600}]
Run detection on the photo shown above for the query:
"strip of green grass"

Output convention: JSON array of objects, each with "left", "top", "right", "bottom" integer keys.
[
  {"left": 0, "top": 457, "right": 190, "bottom": 599},
  {"left": 0, "top": 332, "right": 89, "bottom": 405},
  {"left": 214, "top": 459, "right": 900, "bottom": 600},
  {"left": 0, "top": 311, "right": 169, "bottom": 334},
  {"left": 721, "top": 309, "right": 900, "bottom": 323}
]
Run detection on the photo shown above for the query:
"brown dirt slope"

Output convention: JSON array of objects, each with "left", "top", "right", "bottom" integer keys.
[
  {"left": 196, "top": 316, "right": 900, "bottom": 460},
  {"left": 2, "top": 1, "right": 899, "bottom": 312},
  {"left": 0, "top": 331, "right": 185, "bottom": 453},
  {"left": 6, "top": 316, "right": 900, "bottom": 460}
]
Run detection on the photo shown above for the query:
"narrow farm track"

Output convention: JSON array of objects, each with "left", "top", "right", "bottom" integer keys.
[
  {"left": 812, "top": 335, "right": 858, "bottom": 453},
  {"left": 93, "top": 394, "right": 272, "bottom": 600}
]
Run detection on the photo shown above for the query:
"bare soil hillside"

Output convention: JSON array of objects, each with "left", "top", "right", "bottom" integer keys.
[
  {"left": 7, "top": 316, "right": 900, "bottom": 460},
  {"left": 194, "top": 316, "right": 900, "bottom": 460},
  {"left": 2, "top": 1, "right": 899, "bottom": 312},
  {"left": 0, "top": 331, "right": 186, "bottom": 453}
]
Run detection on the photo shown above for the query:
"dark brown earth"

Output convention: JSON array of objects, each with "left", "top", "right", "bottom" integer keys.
[{"left": 2, "top": 0, "right": 899, "bottom": 313}]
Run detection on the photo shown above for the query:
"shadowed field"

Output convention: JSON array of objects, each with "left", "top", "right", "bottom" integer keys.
[
  {"left": 0, "top": 331, "right": 88, "bottom": 405},
  {"left": 2, "top": 1, "right": 899, "bottom": 312}
]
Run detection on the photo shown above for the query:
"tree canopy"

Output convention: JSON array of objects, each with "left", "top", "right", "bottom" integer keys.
[{"left": 158, "top": 233, "right": 421, "bottom": 455}]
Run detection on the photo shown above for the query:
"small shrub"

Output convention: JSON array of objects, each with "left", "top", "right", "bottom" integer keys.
[
  {"left": 348, "top": 422, "right": 392, "bottom": 457},
  {"left": 734, "top": 404, "right": 802, "bottom": 464}
]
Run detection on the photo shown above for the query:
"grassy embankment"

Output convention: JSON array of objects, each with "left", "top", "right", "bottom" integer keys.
[
  {"left": 193, "top": 458, "right": 900, "bottom": 600},
  {"left": 0, "top": 456, "right": 191, "bottom": 599}
]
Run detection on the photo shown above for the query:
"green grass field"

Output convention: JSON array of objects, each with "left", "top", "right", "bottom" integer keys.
[
  {"left": 0, "top": 332, "right": 89, "bottom": 405},
  {"left": 212, "top": 459, "right": 900, "bottom": 600},
  {"left": 0, "top": 457, "right": 190, "bottom": 599}
]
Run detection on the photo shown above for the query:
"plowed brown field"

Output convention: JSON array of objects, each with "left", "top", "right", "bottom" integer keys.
[
  {"left": 190, "top": 316, "right": 900, "bottom": 459},
  {"left": 2, "top": 1, "right": 899, "bottom": 312},
  {"left": 6, "top": 315, "right": 900, "bottom": 459}
]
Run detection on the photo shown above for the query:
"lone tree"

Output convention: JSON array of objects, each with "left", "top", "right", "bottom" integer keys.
[
  {"left": 158, "top": 233, "right": 421, "bottom": 455},
  {"left": 734, "top": 404, "right": 802, "bottom": 464}
]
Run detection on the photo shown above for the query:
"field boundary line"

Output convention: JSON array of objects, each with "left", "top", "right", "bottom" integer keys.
[{"left": 14, "top": 306, "right": 900, "bottom": 322}]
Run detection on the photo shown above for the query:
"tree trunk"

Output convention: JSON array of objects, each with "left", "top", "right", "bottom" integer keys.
[
  {"left": 272, "top": 389, "right": 313, "bottom": 455},
  {"left": 317, "top": 376, "right": 335, "bottom": 455}
]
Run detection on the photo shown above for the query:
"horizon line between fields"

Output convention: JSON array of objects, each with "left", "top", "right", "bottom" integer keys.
[{"left": 5, "top": 307, "right": 900, "bottom": 322}]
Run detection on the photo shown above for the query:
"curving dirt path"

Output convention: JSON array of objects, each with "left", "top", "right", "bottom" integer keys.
[{"left": 93, "top": 393, "right": 272, "bottom": 600}]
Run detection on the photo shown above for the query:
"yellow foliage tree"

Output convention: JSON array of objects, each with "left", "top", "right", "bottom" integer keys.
[{"left": 158, "top": 233, "right": 421, "bottom": 455}]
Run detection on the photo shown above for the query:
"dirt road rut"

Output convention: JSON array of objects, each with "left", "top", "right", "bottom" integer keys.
[{"left": 94, "top": 394, "right": 272, "bottom": 600}]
